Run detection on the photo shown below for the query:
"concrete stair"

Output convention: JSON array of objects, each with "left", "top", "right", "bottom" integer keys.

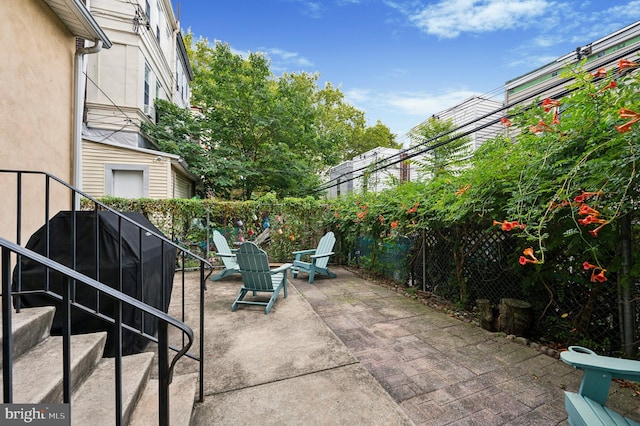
[{"left": 0, "top": 306, "right": 198, "bottom": 425}]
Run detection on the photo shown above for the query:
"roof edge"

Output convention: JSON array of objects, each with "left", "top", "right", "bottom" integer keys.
[{"left": 43, "top": 0, "right": 112, "bottom": 48}]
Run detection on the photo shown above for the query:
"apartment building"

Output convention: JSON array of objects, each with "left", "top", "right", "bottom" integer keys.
[
  {"left": 430, "top": 96, "right": 503, "bottom": 151},
  {"left": 327, "top": 147, "right": 403, "bottom": 198},
  {"left": 505, "top": 20, "right": 640, "bottom": 107},
  {"left": 81, "top": 0, "right": 195, "bottom": 198}
]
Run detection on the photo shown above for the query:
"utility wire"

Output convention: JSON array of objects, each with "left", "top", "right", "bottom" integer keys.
[
  {"left": 84, "top": 71, "right": 142, "bottom": 130},
  {"left": 313, "top": 46, "right": 640, "bottom": 194}
]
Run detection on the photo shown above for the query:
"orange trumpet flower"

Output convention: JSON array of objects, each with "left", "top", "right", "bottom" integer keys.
[
  {"left": 519, "top": 247, "right": 539, "bottom": 265},
  {"left": 541, "top": 98, "right": 561, "bottom": 113},
  {"left": 592, "top": 68, "right": 607, "bottom": 79},
  {"left": 618, "top": 59, "right": 639, "bottom": 73},
  {"left": 589, "top": 223, "right": 607, "bottom": 237},
  {"left": 616, "top": 108, "right": 640, "bottom": 133},
  {"left": 578, "top": 204, "right": 601, "bottom": 217},
  {"left": 591, "top": 269, "right": 608, "bottom": 283}
]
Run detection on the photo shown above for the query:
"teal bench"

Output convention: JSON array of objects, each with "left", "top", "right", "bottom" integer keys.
[{"left": 561, "top": 346, "right": 640, "bottom": 426}]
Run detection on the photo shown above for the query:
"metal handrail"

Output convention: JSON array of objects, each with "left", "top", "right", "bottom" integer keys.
[
  {"left": 0, "top": 169, "right": 209, "bottom": 263},
  {"left": 1, "top": 238, "right": 189, "bottom": 425},
  {"left": 0, "top": 169, "right": 212, "bottom": 424}
]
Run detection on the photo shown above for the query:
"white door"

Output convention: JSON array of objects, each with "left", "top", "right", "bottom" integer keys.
[{"left": 112, "top": 170, "right": 144, "bottom": 198}]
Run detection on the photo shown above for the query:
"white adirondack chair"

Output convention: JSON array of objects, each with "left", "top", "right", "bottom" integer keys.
[{"left": 210, "top": 230, "right": 240, "bottom": 281}]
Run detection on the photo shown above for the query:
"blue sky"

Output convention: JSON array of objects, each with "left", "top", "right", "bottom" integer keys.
[{"left": 172, "top": 0, "right": 640, "bottom": 138}]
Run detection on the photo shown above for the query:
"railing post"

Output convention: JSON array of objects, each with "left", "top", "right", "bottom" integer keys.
[
  {"left": 15, "top": 172, "right": 22, "bottom": 246},
  {"left": 14, "top": 173, "right": 22, "bottom": 313},
  {"left": 114, "top": 300, "right": 123, "bottom": 426},
  {"left": 199, "top": 263, "right": 205, "bottom": 403},
  {"left": 62, "top": 277, "right": 72, "bottom": 403},
  {"left": 158, "top": 321, "right": 170, "bottom": 426},
  {"left": 2, "top": 246, "right": 13, "bottom": 403}
]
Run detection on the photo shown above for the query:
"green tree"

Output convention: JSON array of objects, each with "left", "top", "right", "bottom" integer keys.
[
  {"left": 408, "top": 117, "right": 471, "bottom": 179},
  {"left": 314, "top": 82, "right": 367, "bottom": 163},
  {"left": 188, "top": 40, "right": 326, "bottom": 199},
  {"left": 344, "top": 120, "right": 400, "bottom": 160},
  {"left": 146, "top": 34, "right": 397, "bottom": 199}
]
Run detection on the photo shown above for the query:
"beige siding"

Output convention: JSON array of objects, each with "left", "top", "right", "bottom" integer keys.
[
  {"left": 174, "top": 171, "right": 193, "bottom": 199},
  {"left": 83, "top": 141, "right": 172, "bottom": 199},
  {"left": 0, "top": 0, "right": 76, "bottom": 240}
]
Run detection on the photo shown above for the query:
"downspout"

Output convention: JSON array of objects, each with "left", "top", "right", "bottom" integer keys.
[{"left": 73, "top": 40, "right": 103, "bottom": 202}]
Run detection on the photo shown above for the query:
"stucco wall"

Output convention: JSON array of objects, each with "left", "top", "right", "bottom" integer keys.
[{"left": 0, "top": 0, "right": 76, "bottom": 241}]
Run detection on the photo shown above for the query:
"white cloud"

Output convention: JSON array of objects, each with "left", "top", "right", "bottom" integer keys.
[
  {"left": 344, "top": 88, "right": 372, "bottom": 104},
  {"left": 386, "top": 89, "right": 480, "bottom": 116},
  {"left": 263, "top": 48, "right": 314, "bottom": 69},
  {"left": 344, "top": 87, "right": 482, "bottom": 135},
  {"left": 499, "top": 0, "right": 640, "bottom": 70},
  {"left": 285, "top": 0, "right": 324, "bottom": 18},
  {"left": 407, "top": 0, "right": 551, "bottom": 38}
]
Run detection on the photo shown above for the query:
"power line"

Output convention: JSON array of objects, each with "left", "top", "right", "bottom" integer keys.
[
  {"left": 84, "top": 71, "right": 141, "bottom": 130},
  {"left": 313, "top": 46, "right": 640, "bottom": 194}
]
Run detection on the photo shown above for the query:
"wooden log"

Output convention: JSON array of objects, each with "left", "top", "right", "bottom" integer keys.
[
  {"left": 497, "top": 298, "right": 533, "bottom": 336},
  {"left": 476, "top": 299, "right": 496, "bottom": 331}
]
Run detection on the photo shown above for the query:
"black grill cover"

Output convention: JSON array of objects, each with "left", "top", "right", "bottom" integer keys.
[{"left": 13, "top": 211, "right": 176, "bottom": 356}]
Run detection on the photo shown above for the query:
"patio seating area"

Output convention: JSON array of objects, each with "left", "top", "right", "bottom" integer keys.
[{"left": 166, "top": 267, "right": 640, "bottom": 425}]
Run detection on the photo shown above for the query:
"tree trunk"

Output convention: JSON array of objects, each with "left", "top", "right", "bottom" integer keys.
[
  {"left": 477, "top": 299, "right": 496, "bottom": 331},
  {"left": 498, "top": 298, "right": 533, "bottom": 336}
]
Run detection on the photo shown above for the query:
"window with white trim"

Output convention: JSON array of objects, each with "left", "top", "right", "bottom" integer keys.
[
  {"left": 144, "top": 63, "right": 150, "bottom": 109},
  {"left": 105, "top": 164, "right": 149, "bottom": 198}
]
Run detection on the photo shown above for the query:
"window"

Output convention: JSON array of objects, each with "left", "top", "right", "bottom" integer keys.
[
  {"left": 144, "top": 63, "right": 150, "bottom": 109},
  {"left": 156, "top": 0, "right": 162, "bottom": 43},
  {"left": 105, "top": 164, "right": 149, "bottom": 198},
  {"left": 145, "top": 0, "right": 151, "bottom": 23}
]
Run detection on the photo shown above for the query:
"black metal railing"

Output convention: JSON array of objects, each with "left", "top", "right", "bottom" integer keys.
[
  {"left": 1, "top": 238, "right": 189, "bottom": 425},
  {"left": 0, "top": 169, "right": 212, "bottom": 425}
]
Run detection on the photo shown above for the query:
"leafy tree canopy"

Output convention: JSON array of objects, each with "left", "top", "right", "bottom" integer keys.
[{"left": 143, "top": 33, "right": 398, "bottom": 200}]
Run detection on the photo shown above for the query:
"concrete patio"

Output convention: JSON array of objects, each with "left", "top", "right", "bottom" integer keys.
[{"left": 167, "top": 267, "right": 640, "bottom": 425}]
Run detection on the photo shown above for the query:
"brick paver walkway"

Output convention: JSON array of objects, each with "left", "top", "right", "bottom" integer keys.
[{"left": 292, "top": 268, "right": 640, "bottom": 425}]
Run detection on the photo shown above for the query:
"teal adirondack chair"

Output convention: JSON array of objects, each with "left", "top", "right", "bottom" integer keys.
[
  {"left": 561, "top": 346, "right": 640, "bottom": 426},
  {"left": 210, "top": 230, "right": 240, "bottom": 281},
  {"left": 232, "top": 242, "right": 292, "bottom": 314},
  {"left": 292, "top": 231, "right": 337, "bottom": 284}
]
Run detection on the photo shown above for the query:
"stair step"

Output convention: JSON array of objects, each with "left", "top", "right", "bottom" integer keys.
[
  {"left": 130, "top": 373, "right": 198, "bottom": 426},
  {"left": 0, "top": 306, "right": 55, "bottom": 363},
  {"left": 71, "top": 352, "right": 155, "bottom": 426},
  {"left": 0, "top": 332, "right": 107, "bottom": 403}
]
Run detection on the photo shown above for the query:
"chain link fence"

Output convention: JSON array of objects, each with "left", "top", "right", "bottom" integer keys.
[{"left": 350, "top": 226, "right": 639, "bottom": 356}]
